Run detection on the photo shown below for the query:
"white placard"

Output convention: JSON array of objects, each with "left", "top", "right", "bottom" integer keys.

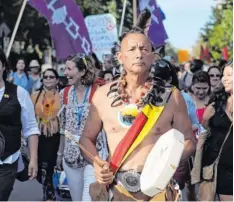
[{"left": 85, "top": 14, "right": 118, "bottom": 62}]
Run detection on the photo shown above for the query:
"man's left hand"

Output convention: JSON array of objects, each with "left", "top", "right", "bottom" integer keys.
[{"left": 28, "top": 160, "right": 38, "bottom": 180}]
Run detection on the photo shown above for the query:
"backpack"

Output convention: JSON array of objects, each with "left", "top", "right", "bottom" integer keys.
[{"left": 63, "top": 83, "right": 99, "bottom": 105}]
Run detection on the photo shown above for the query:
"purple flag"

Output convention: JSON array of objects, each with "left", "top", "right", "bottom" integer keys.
[
  {"left": 138, "top": 0, "right": 168, "bottom": 47},
  {"left": 28, "top": 0, "right": 92, "bottom": 59}
]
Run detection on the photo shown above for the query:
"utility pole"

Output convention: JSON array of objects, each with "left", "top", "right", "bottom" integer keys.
[{"left": 133, "top": 0, "right": 137, "bottom": 26}]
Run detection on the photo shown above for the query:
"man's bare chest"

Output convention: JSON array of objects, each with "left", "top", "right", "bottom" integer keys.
[{"left": 100, "top": 100, "right": 173, "bottom": 136}]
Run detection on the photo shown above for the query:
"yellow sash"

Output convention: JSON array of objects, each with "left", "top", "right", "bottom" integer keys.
[{"left": 117, "top": 104, "right": 165, "bottom": 174}]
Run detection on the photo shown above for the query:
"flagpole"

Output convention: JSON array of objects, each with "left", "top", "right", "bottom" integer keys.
[
  {"left": 119, "top": 0, "right": 128, "bottom": 36},
  {"left": 6, "top": 0, "right": 27, "bottom": 58},
  {"left": 133, "top": 0, "right": 137, "bottom": 26}
]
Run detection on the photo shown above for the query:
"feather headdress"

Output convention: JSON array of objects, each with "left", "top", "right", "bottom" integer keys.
[{"left": 135, "top": 8, "right": 152, "bottom": 36}]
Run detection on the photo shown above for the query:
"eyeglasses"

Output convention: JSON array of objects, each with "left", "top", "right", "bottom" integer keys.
[
  {"left": 209, "top": 74, "right": 221, "bottom": 78},
  {"left": 43, "top": 75, "right": 56, "bottom": 79}
]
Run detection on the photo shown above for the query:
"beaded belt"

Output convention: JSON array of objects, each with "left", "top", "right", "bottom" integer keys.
[{"left": 115, "top": 170, "right": 141, "bottom": 193}]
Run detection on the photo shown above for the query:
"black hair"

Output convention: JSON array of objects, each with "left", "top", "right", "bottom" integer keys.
[
  {"left": 91, "top": 52, "right": 102, "bottom": 70},
  {"left": 190, "top": 59, "right": 204, "bottom": 73},
  {"left": 110, "top": 42, "right": 121, "bottom": 79},
  {"left": 13, "top": 57, "right": 29, "bottom": 80},
  {"left": 208, "top": 60, "right": 233, "bottom": 112},
  {"left": 42, "top": 68, "right": 59, "bottom": 80},
  {"left": 103, "top": 70, "right": 114, "bottom": 78},
  {"left": 0, "top": 47, "right": 9, "bottom": 81},
  {"left": 219, "top": 59, "right": 228, "bottom": 68},
  {"left": 65, "top": 54, "right": 95, "bottom": 86},
  {"left": 152, "top": 59, "right": 179, "bottom": 88},
  {"left": 207, "top": 65, "right": 221, "bottom": 75},
  {"left": 190, "top": 70, "right": 211, "bottom": 95},
  {"left": 34, "top": 68, "right": 59, "bottom": 107}
]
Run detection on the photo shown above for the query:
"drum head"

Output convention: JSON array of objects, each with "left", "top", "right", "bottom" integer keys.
[{"left": 141, "top": 129, "right": 184, "bottom": 197}]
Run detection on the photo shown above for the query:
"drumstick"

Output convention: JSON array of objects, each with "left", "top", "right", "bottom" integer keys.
[
  {"left": 64, "top": 130, "right": 102, "bottom": 166},
  {"left": 174, "top": 192, "right": 181, "bottom": 202}
]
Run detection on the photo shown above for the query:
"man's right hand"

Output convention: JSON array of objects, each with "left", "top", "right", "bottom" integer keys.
[{"left": 93, "top": 157, "right": 113, "bottom": 185}]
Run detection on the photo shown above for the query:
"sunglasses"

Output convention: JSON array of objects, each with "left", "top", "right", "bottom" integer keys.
[
  {"left": 77, "top": 53, "right": 87, "bottom": 66},
  {"left": 209, "top": 74, "right": 221, "bottom": 78},
  {"left": 43, "top": 75, "right": 56, "bottom": 79}
]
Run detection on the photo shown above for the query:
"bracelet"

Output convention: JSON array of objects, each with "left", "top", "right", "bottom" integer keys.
[{"left": 57, "top": 152, "right": 63, "bottom": 156}]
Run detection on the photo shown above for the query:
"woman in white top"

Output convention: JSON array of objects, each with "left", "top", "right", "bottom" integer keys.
[{"left": 57, "top": 54, "right": 108, "bottom": 201}]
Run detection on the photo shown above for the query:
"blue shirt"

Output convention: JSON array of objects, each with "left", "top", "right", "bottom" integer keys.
[
  {"left": 10, "top": 72, "right": 34, "bottom": 93},
  {"left": 181, "top": 91, "right": 199, "bottom": 129}
]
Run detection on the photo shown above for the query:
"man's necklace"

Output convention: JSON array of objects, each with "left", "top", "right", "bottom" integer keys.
[{"left": 118, "top": 76, "right": 153, "bottom": 108}]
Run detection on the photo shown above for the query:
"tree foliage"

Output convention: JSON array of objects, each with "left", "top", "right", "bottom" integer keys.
[{"left": 200, "top": 0, "right": 233, "bottom": 61}]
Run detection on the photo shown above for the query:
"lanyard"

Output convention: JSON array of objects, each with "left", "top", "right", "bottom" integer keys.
[{"left": 73, "top": 87, "right": 90, "bottom": 124}]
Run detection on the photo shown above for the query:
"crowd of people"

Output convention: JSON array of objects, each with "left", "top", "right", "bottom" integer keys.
[{"left": 0, "top": 10, "right": 233, "bottom": 202}]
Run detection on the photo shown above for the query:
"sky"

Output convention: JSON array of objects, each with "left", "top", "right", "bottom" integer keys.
[{"left": 157, "top": 0, "right": 217, "bottom": 50}]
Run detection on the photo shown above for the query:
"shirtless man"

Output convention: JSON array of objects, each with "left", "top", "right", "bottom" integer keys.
[{"left": 80, "top": 29, "right": 196, "bottom": 201}]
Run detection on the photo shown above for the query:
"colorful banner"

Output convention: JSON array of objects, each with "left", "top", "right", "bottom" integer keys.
[
  {"left": 28, "top": 0, "right": 92, "bottom": 59},
  {"left": 85, "top": 14, "right": 118, "bottom": 62},
  {"left": 138, "top": 0, "right": 168, "bottom": 47}
]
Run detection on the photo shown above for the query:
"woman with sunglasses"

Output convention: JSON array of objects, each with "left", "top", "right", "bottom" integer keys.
[
  {"left": 189, "top": 71, "right": 211, "bottom": 124},
  {"left": 201, "top": 61, "right": 233, "bottom": 201},
  {"left": 207, "top": 66, "right": 222, "bottom": 93},
  {"left": 31, "top": 69, "right": 60, "bottom": 201},
  {"left": 57, "top": 54, "right": 108, "bottom": 201}
]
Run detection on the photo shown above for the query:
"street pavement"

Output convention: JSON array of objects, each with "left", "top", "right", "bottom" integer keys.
[
  {"left": 9, "top": 179, "right": 188, "bottom": 201},
  {"left": 9, "top": 179, "right": 42, "bottom": 201}
]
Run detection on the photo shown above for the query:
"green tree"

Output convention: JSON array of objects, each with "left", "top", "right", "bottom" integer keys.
[
  {"left": 1, "top": 0, "right": 133, "bottom": 53},
  {"left": 200, "top": 0, "right": 233, "bottom": 61}
]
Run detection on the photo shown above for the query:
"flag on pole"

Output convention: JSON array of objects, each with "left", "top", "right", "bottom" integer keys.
[
  {"left": 204, "top": 44, "right": 211, "bottom": 63},
  {"left": 222, "top": 46, "right": 229, "bottom": 60},
  {"left": 199, "top": 45, "right": 205, "bottom": 60},
  {"left": 138, "top": 0, "right": 168, "bottom": 47},
  {"left": 159, "top": 6, "right": 166, "bottom": 21},
  {"left": 28, "top": 0, "right": 92, "bottom": 59}
]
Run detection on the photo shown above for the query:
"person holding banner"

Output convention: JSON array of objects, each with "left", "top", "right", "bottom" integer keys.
[
  {"left": 57, "top": 54, "right": 108, "bottom": 201},
  {"left": 80, "top": 9, "right": 195, "bottom": 201}
]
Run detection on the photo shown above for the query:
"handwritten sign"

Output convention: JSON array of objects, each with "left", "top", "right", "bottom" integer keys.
[{"left": 85, "top": 14, "right": 118, "bottom": 62}]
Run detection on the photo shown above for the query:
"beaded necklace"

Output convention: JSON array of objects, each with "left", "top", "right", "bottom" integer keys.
[
  {"left": 73, "top": 86, "right": 90, "bottom": 124},
  {"left": 41, "top": 89, "right": 56, "bottom": 123},
  {"left": 118, "top": 76, "right": 153, "bottom": 109}
]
